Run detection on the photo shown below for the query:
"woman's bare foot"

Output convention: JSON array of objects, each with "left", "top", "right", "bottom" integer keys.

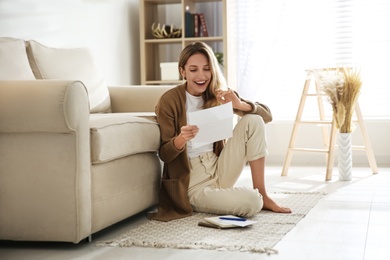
[{"left": 262, "top": 196, "right": 292, "bottom": 213}]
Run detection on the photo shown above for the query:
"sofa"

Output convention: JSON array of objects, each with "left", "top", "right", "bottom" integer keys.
[{"left": 0, "top": 37, "right": 172, "bottom": 243}]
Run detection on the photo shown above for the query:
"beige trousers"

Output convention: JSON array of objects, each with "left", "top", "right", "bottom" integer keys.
[{"left": 187, "top": 114, "right": 267, "bottom": 217}]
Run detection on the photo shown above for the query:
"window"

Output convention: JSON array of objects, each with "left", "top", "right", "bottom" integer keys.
[{"left": 235, "top": 0, "right": 390, "bottom": 120}]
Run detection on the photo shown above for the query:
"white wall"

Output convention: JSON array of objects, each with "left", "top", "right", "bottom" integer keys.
[
  {"left": 1, "top": 0, "right": 388, "bottom": 168},
  {"left": 0, "top": 0, "right": 140, "bottom": 85}
]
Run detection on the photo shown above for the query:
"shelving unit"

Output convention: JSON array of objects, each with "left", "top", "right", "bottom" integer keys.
[{"left": 139, "top": 0, "right": 229, "bottom": 85}]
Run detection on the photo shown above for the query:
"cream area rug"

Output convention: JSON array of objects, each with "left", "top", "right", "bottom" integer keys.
[{"left": 96, "top": 192, "right": 324, "bottom": 254}]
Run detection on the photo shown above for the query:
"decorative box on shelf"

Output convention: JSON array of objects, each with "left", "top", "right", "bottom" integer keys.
[{"left": 160, "top": 62, "right": 179, "bottom": 81}]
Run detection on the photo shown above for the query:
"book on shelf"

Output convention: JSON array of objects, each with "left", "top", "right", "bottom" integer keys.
[
  {"left": 185, "top": 10, "right": 209, "bottom": 38},
  {"left": 194, "top": 13, "right": 199, "bottom": 37},
  {"left": 198, "top": 13, "right": 209, "bottom": 37},
  {"left": 185, "top": 7, "right": 194, "bottom": 37},
  {"left": 198, "top": 215, "right": 257, "bottom": 229}
]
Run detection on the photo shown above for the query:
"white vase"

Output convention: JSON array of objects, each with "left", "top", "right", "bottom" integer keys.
[{"left": 337, "top": 132, "right": 352, "bottom": 181}]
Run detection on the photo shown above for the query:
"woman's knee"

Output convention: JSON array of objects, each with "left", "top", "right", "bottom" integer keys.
[
  {"left": 237, "top": 114, "right": 266, "bottom": 138},
  {"left": 239, "top": 114, "right": 265, "bottom": 129}
]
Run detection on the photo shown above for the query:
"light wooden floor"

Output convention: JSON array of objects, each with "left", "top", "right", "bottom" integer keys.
[{"left": 1, "top": 166, "right": 389, "bottom": 260}]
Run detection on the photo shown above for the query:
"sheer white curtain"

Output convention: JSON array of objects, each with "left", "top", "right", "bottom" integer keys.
[{"left": 235, "top": 0, "right": 390, "bottom": 120}]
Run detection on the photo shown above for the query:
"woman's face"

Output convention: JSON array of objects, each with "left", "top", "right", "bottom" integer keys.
[{"left": 180, "top": 53, "right": 211, "bottom": 96}]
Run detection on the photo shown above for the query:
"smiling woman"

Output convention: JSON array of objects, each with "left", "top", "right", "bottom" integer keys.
[{"left": 148, "top": 41, "right": 291, "bottom": 223}]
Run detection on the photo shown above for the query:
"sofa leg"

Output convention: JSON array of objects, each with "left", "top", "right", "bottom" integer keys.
[{"left": 87, "top": 235, "right": 92, "bottom": 243}]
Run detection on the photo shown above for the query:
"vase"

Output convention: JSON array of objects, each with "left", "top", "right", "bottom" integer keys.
[{"left": 337, "top": 132, "right": 352, "bottom": 181}]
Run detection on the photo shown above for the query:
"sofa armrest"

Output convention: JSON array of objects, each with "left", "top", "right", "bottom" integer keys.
[
  {"left": 108, "top": 85, "right": 174, "bottom": 113},
  {"left": 0, "top": 80, "right": 92, "bottom": 243},
  {"left": 0, "top": 80, "right": 89, "bottom": 133}
]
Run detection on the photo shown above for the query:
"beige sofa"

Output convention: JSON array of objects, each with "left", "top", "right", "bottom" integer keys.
[{"left": 0, "top": 38, "right": 172, "bottom": 243}]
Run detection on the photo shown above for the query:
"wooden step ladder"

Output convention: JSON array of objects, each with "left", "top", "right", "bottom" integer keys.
[{"left": 281, "top": 69, "right": 378, "bottom": 181}]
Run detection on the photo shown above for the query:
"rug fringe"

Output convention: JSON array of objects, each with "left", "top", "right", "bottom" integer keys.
[
  {"left": 96, "top": 240, "right": 280, "bottom": 254},
  {"left": 264, "top": 247, "right": 279, "bottom": 255}
]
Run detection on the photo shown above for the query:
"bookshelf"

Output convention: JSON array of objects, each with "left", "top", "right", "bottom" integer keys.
[{"left": 139, "top": 0, "right": 231, "bottom": 86}]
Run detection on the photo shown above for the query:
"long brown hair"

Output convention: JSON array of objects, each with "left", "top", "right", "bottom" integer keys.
[{"left": 178, "top": 42, "right": 227, "bottom": 109}]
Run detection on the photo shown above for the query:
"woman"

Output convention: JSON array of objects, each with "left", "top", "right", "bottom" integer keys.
[{"left": 149, "top": 42, "right": 291, "bottom": 222}]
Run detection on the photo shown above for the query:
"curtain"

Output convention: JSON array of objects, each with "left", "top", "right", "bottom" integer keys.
[{"left": 235, "top": 0, "right": 390, "bottom": 120}]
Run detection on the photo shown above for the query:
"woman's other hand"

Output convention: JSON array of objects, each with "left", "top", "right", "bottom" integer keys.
[{"left": 216, "top": 89, "right": 251, "bottom": 112}]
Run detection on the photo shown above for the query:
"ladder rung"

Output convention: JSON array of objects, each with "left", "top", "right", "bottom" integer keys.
[
  {"left": 290, "top": 148, "right": 329, "bottom": 153},
  {"left": 297, "top": 120, "right": 358, "bottom": 124},
  {"left": 304, "top": 93, "right": 327, "bottom": 97},
  {"left": 291, "top": 145, "right": 367, "bottom": 153},
  {"left": 297, "top": 120, "right": 332, "bottom": 124},
  {"left": 352, "top": 145, "right": 366, "bottom": 151},
  {"left": 334, "top": 145, "right": 367, "bottom": 151}
]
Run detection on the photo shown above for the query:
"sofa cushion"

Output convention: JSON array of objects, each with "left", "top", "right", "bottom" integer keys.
[
  {"left": 26, "top": 40, "right": 111, "bottom": 113},
  {"left": 0, "top": 38, "right": 35, "bottom": 80},
  {"left": 89, "top": 113, "right": 160, "bottom": 164}
]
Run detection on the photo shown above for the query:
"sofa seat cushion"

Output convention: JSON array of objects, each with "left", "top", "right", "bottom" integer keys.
[{"left": 90, "top": 113, "right": 160, "bottom": 164}]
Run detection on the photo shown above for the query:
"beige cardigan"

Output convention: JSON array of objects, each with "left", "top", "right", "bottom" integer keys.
[{"left": 148, "top": 83, "right": 272, "bottom": 221}]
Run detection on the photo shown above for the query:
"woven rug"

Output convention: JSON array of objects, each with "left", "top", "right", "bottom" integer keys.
[{"left": 96, "top": 192, "right": 324, "bottom": 254}]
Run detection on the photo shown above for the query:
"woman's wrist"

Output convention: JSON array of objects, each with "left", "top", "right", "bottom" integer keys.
[
  {"left": 238, "top": 101, "right": 252, "bottom": 112},
  {"left": 174, "top": 134, "right": 186, "bottom": 149}
]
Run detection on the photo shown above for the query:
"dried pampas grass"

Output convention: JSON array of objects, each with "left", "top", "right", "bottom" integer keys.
[{"left": 315, "top": 67, "right": 362, "bottom": 133}]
